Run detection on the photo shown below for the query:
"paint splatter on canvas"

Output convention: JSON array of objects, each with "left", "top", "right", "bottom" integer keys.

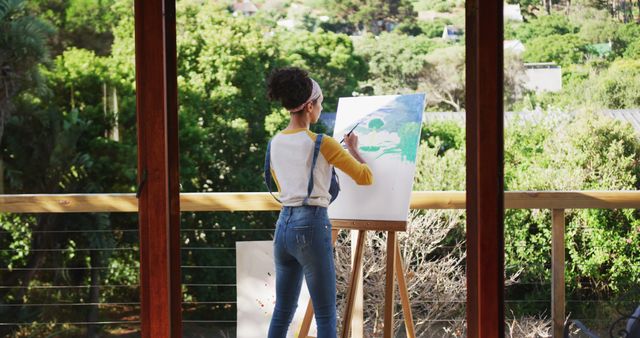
[{"left": 236, "top": 241, "right": 316, "bottom": 337}]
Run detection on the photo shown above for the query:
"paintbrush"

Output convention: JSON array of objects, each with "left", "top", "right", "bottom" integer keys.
[{"left": 339, "top": 121, "right": 361, "bottom": 144}]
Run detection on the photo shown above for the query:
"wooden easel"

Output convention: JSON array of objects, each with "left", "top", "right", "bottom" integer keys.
[{"left": 297, "top": 219, "right": 416, "bottom": 338}]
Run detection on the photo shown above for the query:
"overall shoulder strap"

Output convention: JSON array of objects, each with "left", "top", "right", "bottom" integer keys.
[
  {"left": 303, "top": 134, "right": 323, "bottom": 205},
  {"left": 264, "top": 140, "right": 281, "bottom": 204}
]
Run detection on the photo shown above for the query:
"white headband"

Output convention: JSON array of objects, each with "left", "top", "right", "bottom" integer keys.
[{"left": 287, "top": 78, "right": 322, "bottom": 112}]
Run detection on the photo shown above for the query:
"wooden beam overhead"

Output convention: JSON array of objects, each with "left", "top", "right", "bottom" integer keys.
[
  {"left": 465, "top": 1, "right": 505, "bottom": 337},
  {"left": 134, "top": 0, "right": 181, "bottom": 337}
]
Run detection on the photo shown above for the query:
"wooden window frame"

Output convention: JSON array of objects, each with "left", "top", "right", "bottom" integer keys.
[
  {"left": 133, "top": 1, "right": 505, "bottom": 337},
  {"left": 134, "top": 1, "right": 182, "bottom": 337},
  {"left": 465, "top": 1, "right": 505, "bottom": 336}
]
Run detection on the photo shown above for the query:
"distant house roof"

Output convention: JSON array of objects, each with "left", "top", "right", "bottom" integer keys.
[
  {"left": 442, "top": 25, "right": 463, "bottom": 40},
  {"left": 602, "top": 109, "right": 640, "bottom": 133},
  {"left": 233, "top": 0, "right": 258, "bottom": 16},
  {"left": 589, "top": 42, "right": 613, "bottom": 57},
  {"left": 504, "top": 3, "right": 524, "bottom": 21},
  {"left": 504, "top": 40, "right": 525, "bottom": 54},
  {"left": 525, "top": 62, "right": 560, "bottom": 69},
  {"left": 524, "top": 63, "right": 562, "bottom": 93},
  {"left": 424, "top": 109, "right": 640, "bottom": 136}
]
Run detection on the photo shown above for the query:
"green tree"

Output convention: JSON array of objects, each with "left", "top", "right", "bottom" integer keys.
[
  {"left": 576, "top": 16, "right": 620, "bottom": 44},
  {"left": 320, "top": 0, "right": 417, "bottom": 35},
  {"left": 357, "top": 35, "right": 525, "bottom": 111},
  {"left": 1, "top": 100, "right": 104, "bottom": 335},
  {"left": 0, "top": 44, "right": 137, "bottom": 336},
  {"left": 276, "top": 29, "right": 368, "bottom": 112},
  {"left": 623, "top": 39, "right": 640, "bottom": 58},
  {"left": 0, "top": 0, "right": 53, "bottom": 143},
  {"left": 523, "top": 34, "right": 589, "bottom": 67},
  {"left": 1, "top": 3, "right": 138, "bottom": 333},
  {"left": 513, "top": 14, "right": 578, "bottom": 43},
  {"left": 354, "top": 32, "right": 443, "bottom": 96},
  {"left": 27, "top": 0, "right": 118, "bottom": 55},
  {"left": 504, "top": 51, "right": 528, "bottom": 110},
  {"left": 421, "top": 46, "right": 466, "bottom": 111},
  {"left": 574, "top": 0, "right": 611, "bottom": 12},
  {"left": 617, "top": 22, "right": 640, "bottom": 57},
  {"left": 593, "top": 58, "right": 640, "bottom": 109}
]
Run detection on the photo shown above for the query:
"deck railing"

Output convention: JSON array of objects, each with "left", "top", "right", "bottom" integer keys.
[{"left": 2, "top": 190, "right": 639, "bottom": 336}]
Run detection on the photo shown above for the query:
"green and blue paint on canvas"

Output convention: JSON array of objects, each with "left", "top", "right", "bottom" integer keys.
[
  {"left": 329, "top": 93, "right": 426, "bottom": 222},
  {"left": 334, "top": 93, "right": 425, "bottom": 163}
]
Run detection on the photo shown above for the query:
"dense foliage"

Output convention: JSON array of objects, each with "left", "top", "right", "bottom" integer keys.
[
  {"left": 319, "top": 0, "right": 417, "bottom": 34},
  {"left": 0, "top": 0, "right": 53, "bottom": 142},
  {"left": 419, "top": 114, "right": 640, "bottom": 321}
]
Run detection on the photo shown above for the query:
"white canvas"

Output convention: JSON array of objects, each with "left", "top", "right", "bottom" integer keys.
[
  {"left": 236, "top": 241, "right": 316, "bottom": 337},
  {"left": 329, "top": 94, "right": 426, "bottom": 221}
]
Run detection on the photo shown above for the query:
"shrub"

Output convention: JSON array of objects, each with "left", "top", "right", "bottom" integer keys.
[
  {"left": 593, "top": 59, "right": 640, "bottom": 109},
  {"left": 410, "top": 112, "right": 640, "bottom": 319},
  {"left": 523, "top": 34, "right": 590, "bottom": 67}
]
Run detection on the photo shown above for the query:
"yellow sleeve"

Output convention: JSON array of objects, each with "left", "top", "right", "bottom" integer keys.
[{"left": 320, "top": 134, "right": 373, "bottom": 185}]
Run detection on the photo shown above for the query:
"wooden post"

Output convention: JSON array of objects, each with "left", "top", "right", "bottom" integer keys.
[
  {"left": 383, "top": 231, "right": 397, "bottom": 338},
  {"left": 552, "top": 209, "right": 566, "bottom": 337},
  {"left": 465, "top": 1, "right": 505, "bottom": 337},
  {"left": 0, "top": 159, "right": 4, "bottom": 194},
  {"left": 134, "top": 0, "right": 181, "bottom": 337}
]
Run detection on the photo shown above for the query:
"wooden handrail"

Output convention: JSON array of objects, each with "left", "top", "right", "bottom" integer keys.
[
  {"left": 1, "top": 190, "right": 638, "bottom": 337},
  {"left": 1, "top": 191, "right": 639, "bottom": 213}
]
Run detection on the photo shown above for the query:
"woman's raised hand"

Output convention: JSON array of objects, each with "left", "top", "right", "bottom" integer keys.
[
  {"left": 343, "top": 132, "right": 359, "bottom": 150},
  {"left": 343, "top": 132, "right": 367, "bottom": 164}
]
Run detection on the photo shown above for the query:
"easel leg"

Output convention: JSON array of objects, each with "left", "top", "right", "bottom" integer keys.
[
  {"left": 299, "top": 300, "right": 315, "bottom": 338},
  {"left": 351, "top": 230, "right": 364, "bottom": 338},
  {"left": 383, "top": 231, "right": 397, "bottom": 338},
  {"left": 298, "top": 229, "right": 341, "bottom": 338},
  {"left": 341, "top": 230, "right": 366, "bottom": 338},
  {"left": 395, "top": 237, "right": 415, "bottom": 338}
]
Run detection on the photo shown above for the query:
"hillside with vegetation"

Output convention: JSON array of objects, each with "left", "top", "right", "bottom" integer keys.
[{"left": 1, "top": 0, "right": 639, "bottom": 336}]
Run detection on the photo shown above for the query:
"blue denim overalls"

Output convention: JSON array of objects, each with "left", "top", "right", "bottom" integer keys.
[{"left": 265, "top": 134, "right": 337, "bottom": 338}]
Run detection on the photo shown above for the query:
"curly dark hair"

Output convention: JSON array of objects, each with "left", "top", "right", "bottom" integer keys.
[{"left": 266, "top": 67, "right": 313, "bottom": 113}]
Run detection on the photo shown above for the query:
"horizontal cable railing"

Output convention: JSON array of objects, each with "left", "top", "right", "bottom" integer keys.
[{"left": 1, "top": 191, "right": 639, "bottom": 335}]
